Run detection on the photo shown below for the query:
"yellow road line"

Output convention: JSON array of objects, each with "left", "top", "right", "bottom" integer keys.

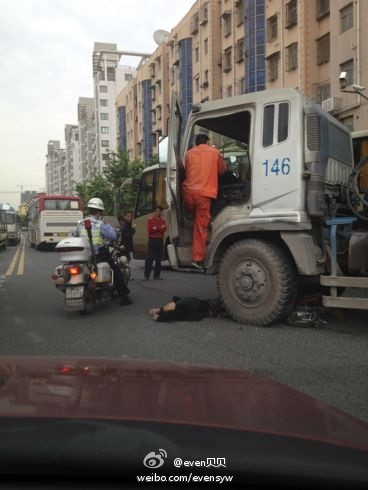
[
  {"left": 17, "top": 243, "right": 25, "bottom": 275},
  {"left": 5, "top": 245, "right": 21, "bottom": 276}
]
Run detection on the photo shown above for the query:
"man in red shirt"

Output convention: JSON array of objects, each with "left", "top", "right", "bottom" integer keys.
[
  {"left": 144, "top": 206, "right": 167, "bottom": 280},
  {"left": 182, "top": 134, "right": 227, "bottom": 269}
]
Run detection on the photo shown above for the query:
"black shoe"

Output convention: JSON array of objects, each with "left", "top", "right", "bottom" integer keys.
[
  {"left": 153, "top": 276, "right": 163, "bottom": 280},
  {"left": 192, "top": 261, "right": 204, "bottom": 270},
  {"left": 120, "top": 297, "right": 132, "bottom": 305}
]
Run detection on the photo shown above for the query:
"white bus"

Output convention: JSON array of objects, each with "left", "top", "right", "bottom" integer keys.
[
  {"left": 0, "top": 203, "right": 20, "bottom": 245},
  {"left": 27, "top": 194, "right": 83, "bottom": 249}
]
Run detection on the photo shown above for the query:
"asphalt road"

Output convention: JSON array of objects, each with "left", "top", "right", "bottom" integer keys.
[{"left": 0, "top": 234, "right": 367, "bottom": 422}]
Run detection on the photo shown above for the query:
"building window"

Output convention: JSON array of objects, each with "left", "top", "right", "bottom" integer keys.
[
  {"left": 190, "top": 12, "right": 199, "bottom": 34},
  {"left": 151, "top": 85, "right": 156, "bottom": 101},
  {"left": 195, "top": 76, "right": 199, "bottom": 92},
  {"left": 235, "top": 0, "right": 244, "bottom": 26},
  {"left": 316, "top": 0, "right": 330, "bottom": 20},
  {"left": 340, "top": 59, "right": 354, "bottom": 86},
  {"left": 99, "top": 85, "right": 108, "bottom": 93},
  {"left": 235, "top": 38, "right": 245, "bottom": 63},
  {"left": 100, "top": 99, "right": 108, "bottom": 107},
  {"left": 100, "top": 113, "right": 109, "bottom": 120},
  {"left": 285, "top": 0, "right": 297, "bottom": 28},
  {"left": 315, "top": 82, "right": 331, "bottom": 103},
  {"left": 316, "top": 34, "right": 330, "bottom": 64},
  {"left": 107, "top": 67, "right": 115, "bottom": 81},
  {"left": 195, "top": 46, "right": 199, "bottom": 63},
  {"left": 101, "top": 140, "right": 109, "bottom": 147},
  {"left": 101, "top": 127, "right": 109, "bottom": 134},
  {"left": 170, "top": 67, "right": 175, "bottom": 85},
  {"left": 223, "top": 12, "right": 232, "bottom": 37},
  {"left": 149, "top": 63, "right": 156, "bottom": 78},
  {"left": 200, "top": 71, "right": 209, "bottom": 89},
  {"left": 157, "top": 106, "right": 162, "bottom": 121},
  {"left": 267, "top": 15, "right": 278, "bottom": 42},
  {"left": 340, "top": 3, "right": 353, "bottom": 33},
  {"left": 125, "top": 73, "right": 133, "bottom": 81},
  {"left": 200, "top": 3, "right": 208, "bottom": 25},
  {"left": 204, "top": 38, "right": 208, "bottom": 55},
  {"left": 286, "top": 42, "right": 298, "bottom": 71},
  {"left": 267, "top": 52, "right": 279, "bottom": 82},
  {"left": 223, "top": 47, "right": 232, "bottom": 72}
]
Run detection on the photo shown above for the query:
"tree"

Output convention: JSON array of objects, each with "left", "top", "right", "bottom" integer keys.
[
  {"left": 74, "top": 149, "right": 144, "bottom": 217},
  {"left": 75, "top": 175, "right": 114, "bottom": 215}
]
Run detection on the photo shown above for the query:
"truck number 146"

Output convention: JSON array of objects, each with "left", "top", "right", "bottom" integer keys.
[{"left": 262, "top": 158, "right": 291, "bottom": 177}]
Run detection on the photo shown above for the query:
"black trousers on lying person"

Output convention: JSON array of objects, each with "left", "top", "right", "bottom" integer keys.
[{"left": 144, "top": 238, "right": 164, "bottom": 279}]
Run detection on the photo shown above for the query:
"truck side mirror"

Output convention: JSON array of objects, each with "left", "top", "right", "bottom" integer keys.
[{"left": 158, "top": 136, "right": 168, "bottom": 168}]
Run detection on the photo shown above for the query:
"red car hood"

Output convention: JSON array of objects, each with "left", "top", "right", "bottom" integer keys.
[{"left": 0, "top": 356, "right": 367, "bottom": 450}]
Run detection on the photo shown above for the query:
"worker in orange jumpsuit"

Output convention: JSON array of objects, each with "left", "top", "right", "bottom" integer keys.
[{"left": 182, "top": 134, "right": 227, "bottom": 270}]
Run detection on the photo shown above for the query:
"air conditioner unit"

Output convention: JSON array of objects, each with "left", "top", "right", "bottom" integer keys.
[{"left": 321, "top": 97, "right": 341, "bottom": 113}]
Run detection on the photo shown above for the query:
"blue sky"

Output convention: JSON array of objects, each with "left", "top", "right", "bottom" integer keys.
[{"left": 0, "top": 0, "right": 194, "bottom": 208}]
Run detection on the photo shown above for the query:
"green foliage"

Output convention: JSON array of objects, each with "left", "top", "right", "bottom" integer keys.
[{"left": 74, "top": 148, "right": 144, "bottom": 217}]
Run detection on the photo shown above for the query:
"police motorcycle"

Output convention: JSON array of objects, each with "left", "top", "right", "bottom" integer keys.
[{"left": 52, "top": 219, "right": 130, "bottom": 314}]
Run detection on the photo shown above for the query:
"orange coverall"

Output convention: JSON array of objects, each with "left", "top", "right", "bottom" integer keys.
[{"left": 182, "top": 144, "right": 227, "bottom": 262}]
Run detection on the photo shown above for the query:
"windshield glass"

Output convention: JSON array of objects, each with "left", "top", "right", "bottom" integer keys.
[{"left": 44, "top": 200, "right": 80, "bottom": 210}]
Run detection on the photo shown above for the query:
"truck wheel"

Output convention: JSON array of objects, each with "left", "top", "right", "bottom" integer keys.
[{"left": 217, "top": 239, "right": 297, "bottom": 326}]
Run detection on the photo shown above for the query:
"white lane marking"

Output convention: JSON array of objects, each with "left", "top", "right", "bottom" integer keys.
[
  {"left": 16, "top": 243, "right": 26, "bottom": 275},
  {"left": 5, "top": 245, "right": 21, "bottom": 276}
]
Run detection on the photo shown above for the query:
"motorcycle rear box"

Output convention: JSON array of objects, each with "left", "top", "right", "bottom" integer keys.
[
  {"left": 55, "top": 237, "right": 91, "bottom": 263},
  {"left": 96, "top": 262, "right": 111, "bottom": 282}
]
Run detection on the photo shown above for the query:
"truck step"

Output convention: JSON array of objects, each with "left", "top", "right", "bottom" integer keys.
[
  {"left": 322, "top": 296, "right": 368, "bottom": 310},
  {"left": 320, "top": 275, "right": 368, "bottom": 288}
]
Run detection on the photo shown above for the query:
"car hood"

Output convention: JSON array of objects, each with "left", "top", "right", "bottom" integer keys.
[{"left": 0, "top": 356, "right": 367, "bottom": 450}]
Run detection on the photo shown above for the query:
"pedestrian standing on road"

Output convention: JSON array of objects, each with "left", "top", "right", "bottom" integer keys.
[
  {"left": 144, "top": 206, "right": 166, "bottom": 280},
  {"left": 182, "top": 134, "right": 227, "bottom": 270},
  {"left": 119, "top": 211, "right": 136, "bottom": 263}
]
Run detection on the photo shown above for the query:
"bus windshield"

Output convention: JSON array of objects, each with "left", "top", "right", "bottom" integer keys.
[
  {"left": 6, "top": 213, "right": 16, "bottom": 225},
  {"left": 43, "top": 199, "right": 80, "bottom": 211}
]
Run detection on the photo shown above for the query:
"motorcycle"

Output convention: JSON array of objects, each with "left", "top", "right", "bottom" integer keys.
[{"left": 52, "top": 220, "right": 130, "bottom": 314}]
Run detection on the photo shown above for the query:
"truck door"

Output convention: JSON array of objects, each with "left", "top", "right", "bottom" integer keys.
[{"left": 166, "top": 93, "right": 183, "bottom": 242}]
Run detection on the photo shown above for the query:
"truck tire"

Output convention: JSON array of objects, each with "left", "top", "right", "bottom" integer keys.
[{"left": 217, "top": 239, "right": 297, "bottom": 326}]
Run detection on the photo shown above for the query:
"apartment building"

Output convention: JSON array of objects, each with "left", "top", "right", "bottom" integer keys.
[
  {"left": 219, "top": 0, "right": 247, "bottom": 97},
  {"left": 78, "top": 97, "right": 95, "bottom": 181},
  {"left": 64, "top": 124, "right": 80, "bottom": 193},
  {"left": 92, "top": 42, "right": 135, "bottom": 172},
  {"left": 185, "top": 0, "right": 222, "bottom": 103},
  {"left": 330, "top": 0, "right": 368, "bottom": 130},
  {"left": 264, "top": 0, "right": 367, "bottom": 130},
  {"left": 45, "top": 140, "right": 66, "bottom": 194}
]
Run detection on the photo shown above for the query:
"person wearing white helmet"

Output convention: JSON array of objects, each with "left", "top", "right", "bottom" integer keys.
[{"left": 74, "top": 197, "right": 132, "bottom": 305}]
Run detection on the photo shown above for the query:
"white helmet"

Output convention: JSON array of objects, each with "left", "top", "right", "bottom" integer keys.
[{"left": 87, "top": 197, "right": 105, "bottom": 211}]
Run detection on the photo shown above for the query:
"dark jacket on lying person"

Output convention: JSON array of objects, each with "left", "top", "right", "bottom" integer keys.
[{"left": 154, "top": 297, "right": 222, "bottom": 322}]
